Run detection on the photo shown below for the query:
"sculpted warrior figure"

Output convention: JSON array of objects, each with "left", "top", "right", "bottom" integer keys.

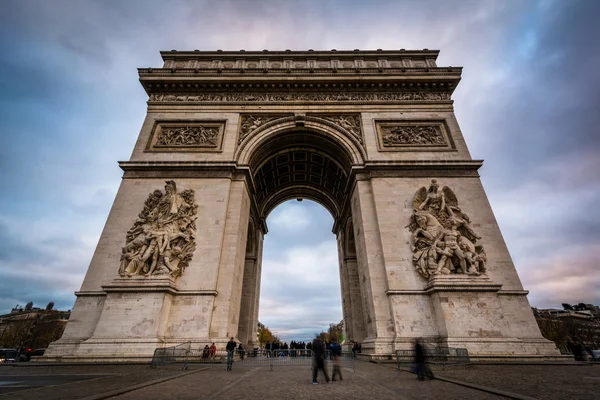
[
  {"left": 117, "top": 181, "right": 197, "bottom": 279},
  {"left": 408, "top": 180, "right": 486, "bottom": 279}
]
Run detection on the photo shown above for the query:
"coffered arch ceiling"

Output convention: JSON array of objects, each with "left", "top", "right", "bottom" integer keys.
[{"left": 249, "top": 130, "right": 354, "bottom": 220}]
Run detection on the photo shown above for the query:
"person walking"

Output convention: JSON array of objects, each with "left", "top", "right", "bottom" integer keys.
[
  {"left": 414, "top": 339, "right": 434, "bottom": 380},
  {"left": 209, "top": 342, "right": 217, "bottom": 359},
  {"left": 226, "top": 337, "right": 236, "bottom": 371},
  {"left": 237, "top": 343, "right": 245, "bottom": 360},
  {"left": 330, "top": 339, "right": 343, "bottom": 381},
  {"left": 311, "top": 337, "right": 330, "bottom": 384}
]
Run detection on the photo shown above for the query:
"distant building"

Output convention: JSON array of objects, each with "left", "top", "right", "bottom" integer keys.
[
  {"left": 0, "top": 304, "right": 71, "bottom": 350},
  {"left": 533, "top": 303, "right": 600, "bottom": 356}
]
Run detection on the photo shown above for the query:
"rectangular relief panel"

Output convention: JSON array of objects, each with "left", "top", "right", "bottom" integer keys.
[
  {"left": 146, "top": 120, "right": 226, "bottom": 152},
  {"left": 375, "top": 120, "right": 456, "bottom": 152}
]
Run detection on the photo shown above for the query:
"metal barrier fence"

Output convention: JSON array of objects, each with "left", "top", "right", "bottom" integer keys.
[
  {"left": 183, "top": 348, "right": 355, "bottom": 371},
  {"left": 150, "top": 342, "right": 192, "bottom": 369},
  {"left": 396, "top": 346, "right": 470, "bottom": 369}
]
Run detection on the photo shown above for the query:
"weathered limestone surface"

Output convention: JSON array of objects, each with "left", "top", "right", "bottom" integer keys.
[{"left": 44, "top": 50, "right": 559, "bottom": 362}]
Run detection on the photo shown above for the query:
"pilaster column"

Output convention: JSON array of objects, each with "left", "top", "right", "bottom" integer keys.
[
  {"left": 209, "top": 179, "right": 251, "bottom": 342},
  {"left": 350, "top": 178, "right": 395, "bottom": 354},
  {"left": 337, "top": 235, "right": 354, "bottom": 343}
]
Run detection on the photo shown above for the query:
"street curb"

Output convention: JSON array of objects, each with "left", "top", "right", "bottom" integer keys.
[{"left": 79, "top": 367, "right": 210, "bottom": 400}]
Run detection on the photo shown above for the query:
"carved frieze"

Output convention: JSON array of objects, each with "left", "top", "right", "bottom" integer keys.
[
  {"left": 118, "top": 181, "right": 198, "bottom": 279},
  {"left": 375, "top": 120, "right": 453, "bottom": 151},
  {"left": 148, "top": 121, "right": 225, "bottom": 152},
  {"left": 149, "top": 91, "right": 450, "bottom": 103},
  {"left": 407, "top": 180, "right": 486, "bottom": 280},
  {"left": 238, "top": 114, "right": 290, "bottom": 144}
]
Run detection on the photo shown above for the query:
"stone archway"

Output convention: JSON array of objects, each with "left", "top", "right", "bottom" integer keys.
[
  {"left": 234, "top": 122, "right": 366, "bottom": 349},
  {"left": 43, "top": 49, "right": 560, "bottom": 362}
]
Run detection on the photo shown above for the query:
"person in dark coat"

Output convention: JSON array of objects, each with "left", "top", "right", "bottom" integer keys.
[
  {"left": 312, "top": 337, "right": 330, "bottom": 384},
  {"left": 226, "top": 337, "right": 236, "bottom": 371},
  {"left": 414, "top": 339, "right": 433, "bottom": 380}
]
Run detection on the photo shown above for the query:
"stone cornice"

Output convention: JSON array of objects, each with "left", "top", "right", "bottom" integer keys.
[
  {"left": 141, "top": 50, "right": 461, "bottom": 96},
  {"left": 139, "top": 67, "right": 461, "bottom": 79},
  {"left": 139, "top": 68, "right": 461, "bottom": 97},
  {"left": 160, "top": 48, "right": 441, "bottom": 59}
]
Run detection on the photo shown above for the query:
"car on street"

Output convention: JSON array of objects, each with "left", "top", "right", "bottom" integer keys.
[{"left": 0, "top": 348, "right": 18, "bottom": 363}]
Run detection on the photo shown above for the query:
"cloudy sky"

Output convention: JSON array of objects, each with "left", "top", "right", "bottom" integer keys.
[{"left": 1, "top": 0, "right": 599, "bottom": 342}]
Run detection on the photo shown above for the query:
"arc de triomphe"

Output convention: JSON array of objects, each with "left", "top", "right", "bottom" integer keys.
[{"left": 45, "top": 49, "right": 559, "bottom": 361}]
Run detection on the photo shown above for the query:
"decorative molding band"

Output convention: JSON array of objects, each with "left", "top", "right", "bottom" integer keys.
[
  {"left": 139, "top": 67, "right": 462, "bottom": 78},
  {"left": 119, "top": 160, "right": 483, "bottom": 179},
  {"left": 100, "top": 284, "right": 219, "bottom": 296},
  {"left": 148, "top": 91, "right": 451, "bottom": 104},
  {"left": 74, "top": 291, "right": 107, "bottom": 297},
  {"left": 497, "top": 290, "right": 530, "bottom": 296},
  {"left": 386, "top": 283, "right": 502, "bottom": 295}
]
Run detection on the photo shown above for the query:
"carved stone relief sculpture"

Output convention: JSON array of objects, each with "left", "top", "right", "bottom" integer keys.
[
  {"left": 315, "top": 114, "right": 363, "bottom": 143},
  {"left": 148, "top": 122, "right": 225, "bottom": 151},
  {"left": 376, "top": 121, "right": 453, "bottom": 151},
  {"left": 238, "top": 114, "right": 289, "bottom": 144},
  {"left": 382, "top": 125, "right": 445, "bottom": 146},
  {"left": 407, "top": 180, "right": 486, "bottom": 279},
  {"left": 118, "top": 181, "right": 198, "bottom": 279},
  {"left": 150, "top": 91, "right": 450, "bottom": 103}
]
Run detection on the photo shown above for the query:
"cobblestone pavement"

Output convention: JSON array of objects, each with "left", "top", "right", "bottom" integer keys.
[
  {"left": 103, "top": 362, "right": 501, "bottom": 400},
  {"left": 0, "top": 364, "right": 187, "bottom": 400},
  {"left": 0, "top": 362, "right": 597, "bottom": 400},
  {"left": 431, "top": 363, "right": 599, "bottom": 400}
]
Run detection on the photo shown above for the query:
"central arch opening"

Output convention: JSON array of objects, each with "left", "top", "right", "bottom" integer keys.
[
  {"left": 259, "top": 199, "right": 342, "bottom": 343},
  {"left": 235, "top": 126, "right": 366, "bottom": 350}
]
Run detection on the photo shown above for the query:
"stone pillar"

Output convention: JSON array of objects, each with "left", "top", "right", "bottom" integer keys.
[
  {"left": 350, "top": 178, "right": 395, "bottom": 355},
  {"left": 336, "top": 234, "right": 354, "bottom": 345},
  {"left": 209, "top": 179, "right": 251, "bottom": 346},
  {"left": 237, "top": 220, "right": 263, "bottom": 348},
  {"left": 346, "top": 258, "right": 367, "bottom": 343},
  {"left": 249, "top": 230, "right": 264, "bottom": 348}
]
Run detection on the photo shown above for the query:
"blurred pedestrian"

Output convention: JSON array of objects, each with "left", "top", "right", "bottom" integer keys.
[
  {"left": 414, "top": 339, "right": 433, "bottom": 380},
  {"left": 226, "top": 337, "right": 236, "bottom": 371},
  {"left": 330, "top": 339, "right": 343, "bottom": 381},
  {"left": 312, "top": 337, "right": 330, "bottom": 384},
  {"left": 237, "top": 343, "right": 245, "bottom": 360}
]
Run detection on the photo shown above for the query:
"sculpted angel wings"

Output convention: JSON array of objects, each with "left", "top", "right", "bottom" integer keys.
[{"left": 407, "top": 180, "right": 486, "bottom": 279}]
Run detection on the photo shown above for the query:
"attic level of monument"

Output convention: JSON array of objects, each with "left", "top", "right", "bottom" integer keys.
[
  {"left": 159, "top": 48, "right": 442, "bottom": 69},
  {"left": 139, "top": 49, "right": 460, "bottom": 100}
]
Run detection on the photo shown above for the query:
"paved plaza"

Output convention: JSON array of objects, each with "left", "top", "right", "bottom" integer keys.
[{"left": 0, "top": 361, "right": 597, "bottom": 400}]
